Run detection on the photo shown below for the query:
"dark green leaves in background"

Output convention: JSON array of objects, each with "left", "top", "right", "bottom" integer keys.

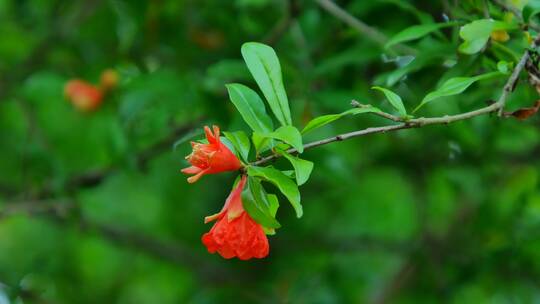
[{"left": 2, "top": 0, "right": 540, "bottom": 303}]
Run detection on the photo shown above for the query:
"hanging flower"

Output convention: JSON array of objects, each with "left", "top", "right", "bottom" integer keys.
[
  {"left": 181, "top": 125, "right": 242, "bottom": 183},
  {"left": 202, "top": 175, "right": 269, "bottom": 260},
  {"left": 64, "top": 79, "right": 103, "bottom": 111}
]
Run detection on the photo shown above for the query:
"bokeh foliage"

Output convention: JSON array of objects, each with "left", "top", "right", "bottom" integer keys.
[{"left": 1, "top": 0, "right": 540, "bottom": 303}]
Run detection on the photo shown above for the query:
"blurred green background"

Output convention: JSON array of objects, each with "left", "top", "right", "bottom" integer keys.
[{"left": 1, "top": 0, "right": 540, "bottom": 303}]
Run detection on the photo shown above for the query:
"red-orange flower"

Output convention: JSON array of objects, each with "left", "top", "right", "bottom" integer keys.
[
  {"left": 202, "top": 175, "right": 269, "bottom": 260},
  {"left": 181, "top": 125, "right": 242, "bottom": 183},
  {"left": 64, "top": 79, "right": 103, "bottom": 111}
]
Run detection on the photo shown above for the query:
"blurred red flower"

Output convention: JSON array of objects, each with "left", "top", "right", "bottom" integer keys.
[
  {"left": 181, "top": 125, "right": 242, "bottom": 183},
  {"left": 202, "top": 175, "right": 269, "bottom": 260},
  {"left": 64, "top": 79, "right": 103, "bottom": 111}
]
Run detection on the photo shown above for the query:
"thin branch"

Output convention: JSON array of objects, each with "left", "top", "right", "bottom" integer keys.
[
  {"left": 253, "top": 102, "right": 501, "bottom": 166},
  {"left": 263, "top": 0, "right": 300, "bottom": 46},
  {"left": 492, "top": 0, "right": 523, "bottom": 20},
  {"left": 0, "top": 199, "right": 232, "bottom": 282},
  {"left": 492, "top": 0, "right": 540, "bottom": 32},
  {"left": 252, "top": 35, "right": 538, "bottom": 166},
  {"left": 315, "top": 0, "right": 417, "bottom": 55},
  {"left": 483, "top": 0, "right": 491, "bottom": 19},
  {"left": 497, "top": 35, "right": 540, "bottom": 115},
  {"left": 32, "top": 119, "right": 203, "bottom": 199}
]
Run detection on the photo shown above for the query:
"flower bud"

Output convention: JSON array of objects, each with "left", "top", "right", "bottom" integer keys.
[{"left": 64, "top": 80, "right": 103, "bottom": 112}]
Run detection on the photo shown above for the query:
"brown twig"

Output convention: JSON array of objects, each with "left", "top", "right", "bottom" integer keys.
[
  {"left": 497, "top": 35, "right": 540, "bottom": 115},
  {"left": 263, "top": 0, "right": 300, "bottom": 46},
  {"left": 252, "top": 34, "right": 538, "bottom": 166},
  {"left": 492, "top": 0, "right": 540, "bottom": 32},
  {"left": 314, "top": 0, "right": 417, "bottom": 55},
  {"left": 253, "top": 101, "right": 501, "bottom": 166}
]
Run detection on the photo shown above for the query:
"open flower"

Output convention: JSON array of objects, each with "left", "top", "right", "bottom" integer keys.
[
  {"left": 64, "top": 79, "right": 103, "bottom": 111},
  {"left": 202, "top": 175, "right": 269, "bottom": 260},
  {"left": 181, "top": 125, "right": 242, "bottom": 183}
]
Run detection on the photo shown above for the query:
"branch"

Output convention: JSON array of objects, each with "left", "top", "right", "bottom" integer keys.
[
  {"left": 315, "top": 0, "right": 417, "bottom": 55},
  {"left": 0, "top": 199, "right": 232, "bottom": 282},
  {"left": 252, "top": 35, "right": 538, "bottom": 167},
  {"left": 31, "top": 119, "right": 202, "bottom": 199},
  {"left": 263, "top": 0, "right": 300, "bottom": 46},
  {"left": 497, "top": 35, "right": 540, "bottom": 115},
  {"left": 492, "top": 0, "right": 540, "bottom": 32},
  {"left": 253, "top": 102, "right": 500, "bottom": 166}
]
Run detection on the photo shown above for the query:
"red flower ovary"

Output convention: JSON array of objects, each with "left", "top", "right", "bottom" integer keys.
[
  {"left": 64, "top": 79, "right": 103, "bottom": 111},
  {"left": 202, "top": 175, "right": 269, "bottom": 260},
  {"left": 181, "top": 125, "right": 242, "bottom": 183}
]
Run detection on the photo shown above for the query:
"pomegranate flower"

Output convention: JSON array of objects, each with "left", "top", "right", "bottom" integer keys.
[
  {"left": 64, "top": 79, "right": 103, "bottom": 111},
  {"left": 202, "top": 175, "right": 269, "bottom": 260},
  {"left": 181, "top": 125, "right": 242, "bottom": 183}
]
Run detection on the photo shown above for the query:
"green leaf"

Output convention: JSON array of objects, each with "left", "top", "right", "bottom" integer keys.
[
  {"left": 371, "top": 86, "right": 407, "bottom": 117},
  {"left": 302, "top": 107, "right": 381, "bottom": 134},
  {"left": 281, "top": 170, "right": 295, "bottom": 178},
  {"left": 523, "top": 2, "right": 540, "bottom": 22},
  {"left": 497, "top": 61, "right": 511, "bottom": 74},
  {"left": 252, "top": 132, "right": 272, "bottom": 154},
  {"left": 223, "top": 131, "right": 250, "bottom": 162},
  {"left": 276, "top": 150, "right": 314, "bottom": 186},
  {"left": 259, "top": 126, "right": 304, "bottom": 153},
  {"left": 414, "top": 71, "right": 503, "bottom": 112},
  {"left": 242, "top": 176, "right": 281, "bottom": 229},
  {"left": 263, "top": 194, "right": 280, "bottom": 235},
  {"left": 247, "top": 166, "right": 302, "bottom": 218},
  {"left": 225, "top": 83, "right": 273, "bottom": 133},
  {"left": 458, "top": 19, "right": 515, "bottom": 55},
  {"left": 241, "top": 42, "right": 292, "bottom": 126},
  {"left": 385, "top": 22, "right": 458, "bottom": 48}
]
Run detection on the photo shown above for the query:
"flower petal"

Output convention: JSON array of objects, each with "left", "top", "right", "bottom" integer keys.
[
  {"left": 186, "top": 168, "right": 208, "bottom": 183},
  {"left": 204, "top": 126, "right": 218, "bottom": 145},
  {"left": 181, "top": 166, "right": 202, "bottom": 174}
]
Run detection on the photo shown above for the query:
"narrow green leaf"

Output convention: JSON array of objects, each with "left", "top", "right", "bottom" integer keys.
[
  {"left": 267, "top": 194, "right": 279, "bottom": 216},
  {"left": 259, "top": 126, "right": 304, "bottom": 153},
  {"left": 247, "top": 166, "right": 302, "bottom": 218},
  {"left": 277, "top": 150, "right": 314, "bottom": 186},
  {"left": 226, "top": 83, "right": 273, "bottom": 133},
  {"left": 386, "top": 22, "right": 458, "bottom": 48},
  {"left": 372, "top": 86, "right": 407, "bottom": 117},
  {"left": 241, "top": 42, "right": 292, "bottom": 126},
  {"left": 263, "top": 194, "right": 280, "bottom": 235},
  {"left": 414, "top": 71, "right": 503, "bottom": 112},
  {"left": 301, "top": 107, "right": 381, "bottom": 135},
  {"left": 223, "top": 131, "right": 250, "bottom": 162},
  {"left": 242, "top": 176, "right": 281, "bottom": 229}
]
